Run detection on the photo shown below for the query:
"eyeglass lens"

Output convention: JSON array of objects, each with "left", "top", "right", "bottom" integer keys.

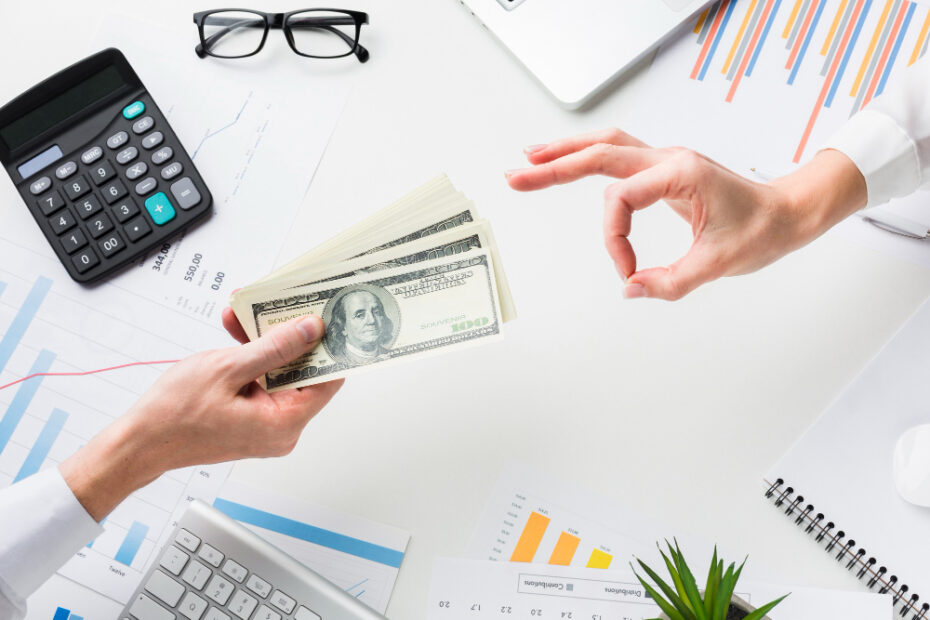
[
  {"left": 286, "top": 11, "right": 359, "bottom": 58},
  {"left": 202, "top": 11, "right": 267, "bottom": 58}
]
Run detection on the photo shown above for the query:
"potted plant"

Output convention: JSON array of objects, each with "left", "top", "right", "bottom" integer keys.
[{"left": 631, "top": 540, "right": 788, "bottom": 620}]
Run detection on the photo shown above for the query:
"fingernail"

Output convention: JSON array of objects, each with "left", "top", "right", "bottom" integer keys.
[
  {"left": 614, "top": 263, "right": 627, "bottom": 282},
  {"left": 504, "top": 169, "right": 523, "bottom": 179},
  {"left": 623, "top": 283, "right": 647, "bottom": 299},
  {"left": 295, "top": 316, "right": 323, "bottom": 343},
  {"left": 524, "top": 144, "right": 547, "bottom": 154}
]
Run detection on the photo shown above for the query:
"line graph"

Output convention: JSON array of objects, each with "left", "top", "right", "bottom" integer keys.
[{"left": 191, "top": 93, "right": 251, "bottom": 160}]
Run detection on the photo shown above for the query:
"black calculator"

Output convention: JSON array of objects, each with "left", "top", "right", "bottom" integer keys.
[{"left": 0, "top": 48, "right": 212, "bottom": 284}]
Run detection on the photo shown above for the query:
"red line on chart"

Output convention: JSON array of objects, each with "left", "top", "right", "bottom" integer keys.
[
  {"left": 727, "top": 0, "right": 777, "bottom": 101},
  {"left": 0, "top": 360, "right": 179, "bottom": 393},
  {"left": 692, "top": 0, "right": 732, "bottom": 79}
]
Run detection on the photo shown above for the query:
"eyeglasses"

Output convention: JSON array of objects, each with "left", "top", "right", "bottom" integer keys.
[{"left": 192, "top": 8, "right": 370, "bottom": 62}]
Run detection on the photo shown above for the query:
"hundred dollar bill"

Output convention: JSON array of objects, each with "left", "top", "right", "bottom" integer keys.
[{"left": 248, "top": 251, "right": 502, "bottom": 391}]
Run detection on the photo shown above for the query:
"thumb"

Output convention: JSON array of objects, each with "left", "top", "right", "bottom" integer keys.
[
  {"left": 227, "top": 315, "right": 324, "bottom": 384},
  {"left": 624, "top": 248, "right": 717, "bottom": 301}
]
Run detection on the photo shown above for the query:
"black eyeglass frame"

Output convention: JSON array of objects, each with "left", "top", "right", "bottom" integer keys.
[{"left": 192, "top": 8, "right": 370, "bottom": 62}]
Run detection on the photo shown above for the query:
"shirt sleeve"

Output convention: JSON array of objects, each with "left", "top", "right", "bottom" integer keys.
[
  {"left": 0, "top": 467, "right": 103, "bottom": 618},
  {"left": 823, "top": 54, "right": 930, "bottom": 207}
]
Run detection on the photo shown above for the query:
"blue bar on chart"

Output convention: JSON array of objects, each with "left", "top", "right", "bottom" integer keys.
[
  {"left": 0, "top": 349, "right": 56, "bottom": 454},
  {"left": 0, "top": 276, "right": 52, "bottom": 374},
  {"left": 13, "top": 408, "right": 68, "bottom": 482},
  {"left": 114, "top": 521, "right": 149, "bottom": 566},
  {"left": 52, "top": 607, "right": 70, "bottom": 620},
  {"left": 213, "top": 498, "right": 405, "bottom": 568}
]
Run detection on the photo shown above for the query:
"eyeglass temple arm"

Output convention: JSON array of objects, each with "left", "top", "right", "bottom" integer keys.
[
  {"left": 286, "top": 16, "right": 370, "bottom": 63},
  {"left": 194, "top": 17, "right": 266, "bottom": 58}
]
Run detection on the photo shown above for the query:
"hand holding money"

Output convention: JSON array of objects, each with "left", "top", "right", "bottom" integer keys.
[{"left": 230, "top": 176, "right": 516, "bottom": 391}]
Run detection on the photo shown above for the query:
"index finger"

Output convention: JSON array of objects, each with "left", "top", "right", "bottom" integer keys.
[
  {"left": 524, "top": 128, "right": 650, "bottom": 165},
  {"left": 506, "top": 145, "right": 665, "bottom": 192}
]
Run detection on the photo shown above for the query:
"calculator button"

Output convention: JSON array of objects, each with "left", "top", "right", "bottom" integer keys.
[
  {"left": 88, "top": 213, "right": 114, "bottom": 239},
  {"left": 171, "top": 178, "right": 202, "bottom": 210},
  {"left": 107, "top": 131, "right": 129, "bottom": 149},
  {"left": 161, "top": 162, "right": 183, "bottom": 180},
  {"left": 55, "top": 161, "right": 77, "bottom": 180},
  {"left": 98, "top": 232, "right": 125, "bottom": 258},
  {"left": 116, "top": 146, "right": 139, "bottom": 165},
  {"left": 74, "top": 194, "right": 103, "bottom": 220},
  {"left": 112, "top": 199, "right": 140, "bottom": 223},
  {"left": 132, "top": 116, "right": 155, "bottom": 134},
  {"left": 49, "top": 208, "right": 77, "bottom": 234},
  {"left": 29, "top": 176, "right": 51, "bottom": 195},
  {"left": 72, "top": 247, "right": 99, "bottom": 274},
  {"left": 102, "top": 179, "right": 129, "bottom": 203},
  {"left": 145, "top": 192, "right": 177, "bottom": 226},
  {"left": 81, "top": 146, "right": 103, "bottom": 164},
  {"left": 60, "top": 229, "right": 88, "bottom": 254},
  {"left": 63, "top": 175, "right": 91, "bottom": 200},
  {"left": 142, "top": 131, "right": 164, "bottom": 150},
  {"left": 126, "top": 162, "right": 148, "bottom": 180},
  {"left": 89, "top": 160, "right": 116, "bottom": 185},
  {"left": 36, "top": 190, "right": 64, "bottom": 216},
  {"left": 123, "top": 100, "right": 146, "bottom": 119},
  {"left": 135, "top": 177, "right": 158, "bottom": 196},
  {"left": 124, "top": 216, "right": 152, "bottom": 242},
  {"left": 151, "top": 146, "right": 173, "bottom": 165},
  {"left": 269, "top": 591, "right": 296, "bottom": 614}
]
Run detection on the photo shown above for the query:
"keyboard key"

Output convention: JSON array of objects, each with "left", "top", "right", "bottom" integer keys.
[
  {"left": 124, "top": 217, "right": 152, "bottom": 242},
  {"left": 205, "top": 574, "right": 235, "bottom": 605},
  {"left": 107, "top": 130, "right": 129, "bottom": 149},
  {"left": 112, "top": 199, "right": 140, "bottom": 223},
  {"left": 144, "top": 192, "right": 176, "bottom": 226},
  {"left": 126, "top": 162, "right": 148, "bottom": 180},
  {"left": 295, "top": 606, "right": 322, "bottom": 620},
  {"left": 98, "top": 232, "right": 125, "bottom": 258},
  {"left": 88, "top": 213, "right": 114, "bottom": 239},
  {"left": 151, "top": 146, "right": 173, "bottom": 165},
  {"left": 254, "top": 605, "right": 281, "bottom": 620},
  {"left": 159, "top": 545, "right": 189, "bottom": 576},
  {"left": 161, "top": 162, "right": 183, "bottom": 181},
  {"left": 81, "top": 146, "right": 103, "bottom": 164},
  {"left": 171, "top": 178, "right": 202, "bottom": 210},
  {"left": 135, "top": 177, "right": 158, "bottom": 196},
  {"left": 222, "top": 559, "right": 247, "bottom": 583},
  {"left": 63, "top": 175, "right": 91, "bottom": 200},
  {"left": 128, "top": 593, "right": 174, "bottom": 620},
  {"left": 72, "top": 248, "right": 99, "bottom": 274},
  {"left": 178, "top": 591, "right": 208, "bottom": 620},
  {"left": 37, "top": 190, "right": 64, "bottom": 216},
  {"left": 205, "top": 609, "right": 231, "bottom": 620},
  {"left": 60, "top": 229, "right": 87, "bottom": 254},
  {"left": 246, "top": 574, "right": 271, "bottom": 598},
  {"left": 144, "top": 569, "right": 184, "bottom": 606},
  {"left": 29, "top": 176, "right": 51, "bottom": 195},
  {"left": 55, "top": 161, "right": 77, "bottom": 180},
  {"left": 199, "top": 543, "right": 224, "bottom": 567},
  {"left": 176, "top": 529, "right": 201, "bottom": 552},
  {"left": 74, "top": 194, "right": 103, "bottom": 219},
  {"left": 181, "top": 559, "right": 212, "bottom": 590},
  {"left": 142, "top": 131, "right": 164, "bottom": 149},
  {"left": 133, "top": 116, "right": 155, "bottom": 134},
  {"left": 117, "top": 146, "right": 139, "bottom": 165},
  {"left": 102, "top": 179, "right": 129, "bottom": 203},
  {"left": 269, "top": 590, "right": 296, "bottom": 614},
  {"left": 228, "top": 590, "right": 258, "bottom": 619},
  {"left": 89, "top": 160, "right": 116, "bottom": 185},
  {"left": 123, "top": 100, "right": 146, "bottom": 119},
  {"left": 49, "top": 208, "right": 76, "bottom": 234}
]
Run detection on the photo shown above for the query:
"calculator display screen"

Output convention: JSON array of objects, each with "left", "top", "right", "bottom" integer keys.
[{"left": 0, "top": 65, "right": 127, "bottom": 152}]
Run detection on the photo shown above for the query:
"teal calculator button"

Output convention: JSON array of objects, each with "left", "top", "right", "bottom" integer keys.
[
  {"left": 122, "top": 101, "right": 145, "bottom": 119},
  {"left": 144, "top": 192, "right": 176, "bottom": 226}
]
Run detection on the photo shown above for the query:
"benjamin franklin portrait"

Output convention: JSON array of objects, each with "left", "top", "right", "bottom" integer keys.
[{"left": 322, "top": 284, "right": 400, "bottom": 367}]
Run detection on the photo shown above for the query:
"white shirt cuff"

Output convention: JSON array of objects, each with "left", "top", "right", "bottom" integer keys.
[
  {"left": 823, "top": 108, "right": 921, "bottom": 208},
  {"left": 0, "top": 467, "right": 104, "bottom": 599}
]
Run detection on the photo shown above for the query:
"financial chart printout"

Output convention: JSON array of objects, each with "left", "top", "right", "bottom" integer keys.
[{"left": 633, "top": 0, "right": 930, "bottom": 267}]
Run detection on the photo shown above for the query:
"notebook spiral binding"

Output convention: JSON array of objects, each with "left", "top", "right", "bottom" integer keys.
[{"left": 764, "top": 478, "right": 928, "bottom": 619}]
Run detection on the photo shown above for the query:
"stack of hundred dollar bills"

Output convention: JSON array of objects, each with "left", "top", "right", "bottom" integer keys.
[{"left": 231, "top": 175, "right": 516, "bottom": 391}]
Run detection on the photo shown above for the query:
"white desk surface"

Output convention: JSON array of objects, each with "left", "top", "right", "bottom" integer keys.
[{"left": 3, "top": 2, "right": 930, "bottom": 618}]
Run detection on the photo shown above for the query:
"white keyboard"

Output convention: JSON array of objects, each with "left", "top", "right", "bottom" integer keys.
[{"left": 121, "top": 500, "right": 387, "bottom": 620}]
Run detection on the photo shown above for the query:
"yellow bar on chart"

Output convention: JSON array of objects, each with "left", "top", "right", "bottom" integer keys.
[
  {"left": 909, "top": 9, "right": 930, "bottom": 65},
  {"left": 821, "top": 0, "right": 849, "bottom": 55},
  {"left": 548, "top": 532, "right": 581, "bottom": 566},
  {"left": 693, "top": 8, "right": 710, "bottom": 33},
  {"left": 723, "top": 0, "right": 759, "bottom": 74},
  {"left": 850, "top": 0, "right": 895, "bottom": 96},
  {"left": 586, "top": 548, "right": 614, "bottom": 569},
  {"left": 510, "top": 512, "right": 550, "bottom": 562},
  {"left": 782, "top": 0, "right": 805, "bottom": 38}
]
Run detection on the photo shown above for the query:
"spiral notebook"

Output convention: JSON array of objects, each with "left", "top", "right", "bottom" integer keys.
[{"left": 765, "top": 297, "right": 930, "bottom": 619}]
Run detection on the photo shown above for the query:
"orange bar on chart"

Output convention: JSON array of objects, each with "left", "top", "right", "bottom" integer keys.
[
  {"left": 510, "top": 512, "right": 551, "bottom": 562},
  {"left": 586, "top": 548, "right": 614, "bottom": 569},
  {"left": 548, "top": 532, "right": 581, "bottom": 566}
]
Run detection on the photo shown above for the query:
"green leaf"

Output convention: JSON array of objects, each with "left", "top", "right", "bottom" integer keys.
[
  {"left": 672, "top": 540, "right": 708, "bottom": 620},
  {"left": 632, "top": 566, "right": 688, "bottom": 620},
  {"left": 636, "top": 557, "right": 696, "bottom": 620},
  {"left": 659, "top": 543, "right": 692, "bottom": 614},
  {"left": 711, "top": 562, "right": 737, "bottom": 620},
  {"left": 742, "top": 594, "right": 789, "bottom": 620},
  {"left": 703, "top": 547, "right": 719, "bottom": 617}
]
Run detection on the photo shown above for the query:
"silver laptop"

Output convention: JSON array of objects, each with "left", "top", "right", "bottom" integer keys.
[{"left": 460, "top": 0, "right": 711, "bottom": 109}]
